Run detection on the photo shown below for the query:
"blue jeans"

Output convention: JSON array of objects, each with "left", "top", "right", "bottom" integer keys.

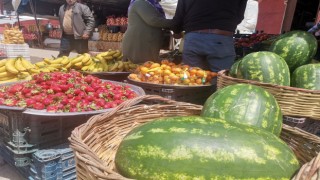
[
  {"left": 58, "top": 34, "right": 89, "bottom": 57},
  {"left": 182, "top": 32, "right": 236, "bottom": 72}
]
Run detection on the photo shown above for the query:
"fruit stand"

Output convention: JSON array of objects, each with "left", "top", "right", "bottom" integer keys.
[{"left": 2, "top": 8, "right": 320, "bottom": 179}]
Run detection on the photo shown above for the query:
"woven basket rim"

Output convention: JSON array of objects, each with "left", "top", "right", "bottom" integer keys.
[{"left": 218, "top": 70, "right": 320, "bottom": 94}]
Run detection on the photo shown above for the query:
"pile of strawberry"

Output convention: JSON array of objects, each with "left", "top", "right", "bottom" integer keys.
[{"left": 0, "top": 70, "right": 138, "bottom": 112}]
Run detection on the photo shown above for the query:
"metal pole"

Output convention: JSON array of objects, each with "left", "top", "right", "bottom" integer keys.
[{"left": 29, "top": 0, "right": 43, "bottom": 48}]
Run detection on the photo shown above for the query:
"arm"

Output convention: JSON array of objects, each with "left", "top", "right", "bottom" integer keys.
[
  {"left": 237, "top": 0, "right": 248, "bottom": 24},
  {"left": 133, "top": 0, "right": 173, "bottom": 29},
  {"left": 81, "top": 4, "right": 95, "bottom": 36},
  {"left": 171, "top": 0, "right": 184, "bottom": 34},
  {"left": 237, "top": 1, "right": 258, "bottom": 32}
]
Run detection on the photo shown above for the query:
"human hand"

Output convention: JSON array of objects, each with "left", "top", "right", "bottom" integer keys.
[{"left": 82, "top": 33, "right": 90, "bottom": 39}]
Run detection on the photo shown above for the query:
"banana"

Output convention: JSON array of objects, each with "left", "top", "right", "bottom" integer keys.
[
  {"left": 0, "top": 77, "right": 19, "bottom": 84},
  {"left": 49, "top": 63, "right": 63, "bottom": 69},
  {"left": 46, "top": 66, "right": 57, "bottom": 72},
  {"left": 15, "top": 58, "right": 27, "bottom": 72},
  {"left": 71, "top": 55, "right": 85, "bottom": 65},
  {"left": 81, "top": 53, "right": 91, "bottom": 64},
  {"left": 97, "top": 63, "right": 104, "bottom": 72},
  {"left": 35, "top": 61, "right": 47, "bottom": 68},
  {"left": 39, "top": 68, "right": 51, "bottom": 73},
  {"left": 5, "top": 59, "right": 19, "bottom": 74},
  {"left": 60, "top": 67, "right": 68, "bottom": 72},
  {"left": 0, "top": 59, "right": 8, "bottom": 67},
  {"left": 81, "top": 65, "right": 90, "bottom": 71},
  {"left": 0, "top": 75, "right": 17, "bottom": 81},
  {"left": 64, "top": 61, "right": 72, "bottom": 69},
  {"left": 88, "top": 62, "right": 96, "bottom": 71},
  {"left": 117, "top": 55, "right": 124, "bottom": 61},
  {"left": 124, "top": 62, "right": 129, "bottom": 71},
  {"left": 112, "top": 50, "right": 122, "bottom": 58},
  {"left": 29, "top": 68, "right": 40, "bottom": 74},
  {"left": 0, "top": 66, "right": 6, "bottom": 73},
  {"left": 17, "top": 72, "right": 30, "bottom": 79},
  {"left": 102, "top": 50, "right": 117, "bottom": 57},
  {"left": 109, "top": 62, "right": 119, "bottom": 72},
  {"left": 103, "top": 56, "right": 114, "bottom": 61},
  {"left": 43, "top": 58, "right": 53, "bottom": 64},
  {"left": 74, "top": 61, "right": 83, "bottom": 67},
  {"left": 0, "top": 71, "right": 14, "bottom": 78},
  {"left": 117, "top": 61, "right": 124, "bottom": 70},
  {"left": 61, "top": 56, "right": 70, "bottom": 65},
  {"left": 50, "top": 57, "right": 64, "bottom": 64},
  {"left": 21, "top": 58, "right": 35, "bottom": 69},
  {"left": 84, "top": 58, "right": 93, "bottom": 66},
  {"left": 99, "top": 59, "right": 109, "bottom": 71},
  {"left": 95, "top": 54, "right": 104, "bottom": 61}
]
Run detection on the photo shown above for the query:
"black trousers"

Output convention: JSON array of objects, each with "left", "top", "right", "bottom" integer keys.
[{"left": 58, "top": 34, "right": 89, "bottom": 57}]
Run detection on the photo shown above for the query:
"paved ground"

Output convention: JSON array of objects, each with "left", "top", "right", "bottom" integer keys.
[{"left": 0, "top": 47, "right": 79, "bottom": 180}]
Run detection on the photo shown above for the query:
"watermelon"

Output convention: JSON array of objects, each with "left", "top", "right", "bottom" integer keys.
[
  {"left": 237, "top": 51, "right": 290, "bottom": 86},
  {"left": 269, "top": 30, "right": 318, "bottom": 72},
  {"left": 291, "top": 63, "right": 320, "bottom": 90},
  {"left": 115, "top": 116, "right": 299, "bottom": 180},
  {"left": 229, "top": 59, "right": 241, "bottom": 77},
  {"left": 201, "top": 84, "right": 282, "bottom": 136}
]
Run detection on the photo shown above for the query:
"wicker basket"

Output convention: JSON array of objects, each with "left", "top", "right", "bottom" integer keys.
[
  {"left": 217, "top": 70, "right": 320, "bottom": 121},
  {"left": 69, "top": 95, "right": 320, "bottom": 180}
]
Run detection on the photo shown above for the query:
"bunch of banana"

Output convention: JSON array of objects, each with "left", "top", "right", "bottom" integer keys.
[
  {"left": 0, "top": 57, "right": 34, "bottom": 84},
  {"left": 34, "top": 56, "right": 72, "bottom": 72}
]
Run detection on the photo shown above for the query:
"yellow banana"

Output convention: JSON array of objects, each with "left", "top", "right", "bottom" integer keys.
[
  {"left": 21, "top": 58, "right": 35, "bottom": 69},
  {"left": 88, "top": 62, "right": 96, "bottom": 71},
  {"left": 0, "top": 71, "right": 14, "bottom": 78},
  {"left": 5, "top": 59, "right": 19, "bottom": 74},
  {"left": 17, "top": 72, "right": 30, "bottom": 79},
  {"left": 51, "top": 57, "right": 64, "bottom": 64},
  {"left": 81, "top": 65, "right": 90, "bottom": 71},
  {"left": 0, "top": 75, "right": 17, "bottom": 81},
  {"left": 60, "top": 67, "right": 68, "bottom": 72},
  {"left": 64, "top": 62, "right": 72, "bottom": 69},
  {"left": 48, "top": 63, "right": 63, "bottom": 69},
  {"left": 117, "top": 61, "right": 124, "bottom": 70},
  {"left": 84, "top": 58, "right": 93, "bottom": 66},
  {"left": 0, "top": 66, "right": 6, "bottom": 73},
  {"left": 39, "top": 68, "right": 51, "bottom": 73},
  {"left": 109, "top": 62, "right": 119, "bottom": 72},
  {"left": 95, "top": 54, "right": 104, "bottom": 61},
  {"left": 102, "top": 50, "right": 117, "bottom": 57},
  {"left": 43, "top": 58, "right": 53, "bottom": 64},
  {"left": 35, "top": 61, "right": 47, "bottom": 68},
  {"left": 29, "top": 68, "right": 40, "bottom": 74},
  {"left": 0, "top": 77, "right": 19, "bottom": 84},
  {"left": 15, "top": 58, "right": 27, "bottom": 72},
  {"left": 71, "top": 55, "right": 85, "bottom": 65},
  {"left": 74, "top": 61, "right": 83, "bottom": 67},
  {"left": 81, "top": 53, "right": 91, "bottom": 64},
  {"left": 0, "top": 59, "right": 8, "bottom": 67},
  {"left": 112, "top": 50, "right": 122, "bottom": 58},
  {"left": 97, "top": 63, "right": 104, "bottom": 72},
  {"left": 61, "top": 56, "right": 70, "bottom": 65},
  {"left": 46, "top": 66, "right": 57, "bottom": 72},
  {"left": 103, "top": 56, "right": 114, "bottom": 61},
  {"left": 99, "top": 59, "right": 109, "bottom": 71}
]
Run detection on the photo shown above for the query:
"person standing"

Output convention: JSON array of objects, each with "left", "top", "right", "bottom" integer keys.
[
  {"left": 308, "top": 22, "right": 320, "bottom": 61},
  {"left": 237, "top": 0, "right": 262, "bottom": 34},
  {"left": 122, "top": 0, "right": 172, "bottom": 64},
  {"left": 172, "top": 0, "right": 248, "bottom": 72},
  {"left": 58, "top": 0, "right": 95, "bottom": 57}
]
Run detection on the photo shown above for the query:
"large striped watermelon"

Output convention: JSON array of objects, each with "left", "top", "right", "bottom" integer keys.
[
  {"left": 229, "top": 59, "right": 241, "bottom": 77},
  {"left": 269, "top": 30, "right": 318, "bottom": 72},
  {"left": 115, "top": 116, "right": 299, "bottom": 180},
  {"left": 201, "top": 84, "right": 282, "bottom": 136},
  {"left": 291, "top": 63, "right": 320, "bottom": 90},
  {"left": 237, "top": 51, "right": 290, "bottom": 86}
]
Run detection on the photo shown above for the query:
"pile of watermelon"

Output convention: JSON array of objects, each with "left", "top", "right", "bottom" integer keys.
[
  {"left": 114, "top": 84, "right": 300, "bottom": 179},
  {"left": 230, "top": 30, "right": 320, "bottom": 90},
  {"left": 0, "top": 70, "right": 138, "bottom": 112}
]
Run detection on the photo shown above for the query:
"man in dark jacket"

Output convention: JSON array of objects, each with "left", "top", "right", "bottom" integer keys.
[
  {"left": 58, "top": 0, "right": 95, "bottom": 57},
  {"left": 172, "top": 0, "right": 248, "bottom": 72}
]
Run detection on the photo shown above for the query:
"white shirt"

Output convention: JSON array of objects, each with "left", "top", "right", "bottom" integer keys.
[
  {"left": 236, "top": 0, "right": 259, "bottom": 34},
  {"left": 159, "top": 0, "right": 178, "bottom": 19}
]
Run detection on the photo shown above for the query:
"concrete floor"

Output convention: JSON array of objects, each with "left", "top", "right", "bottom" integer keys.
[{"left": 0, "top": 47, "right": 78, "bottom": 180}]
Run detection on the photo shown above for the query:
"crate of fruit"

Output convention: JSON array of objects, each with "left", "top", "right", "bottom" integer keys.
[{"left": 127, "top": 60, "right": 217, "bottom": 105}]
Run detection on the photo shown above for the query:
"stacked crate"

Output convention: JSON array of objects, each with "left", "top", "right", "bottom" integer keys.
[{"left": 0, "top": 43, "right": 30, "bottom": 60}]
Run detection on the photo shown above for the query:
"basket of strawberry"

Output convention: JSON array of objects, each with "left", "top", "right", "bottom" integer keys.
[{"left": 0, "top": 70, "right": 145, "bottom": 114}]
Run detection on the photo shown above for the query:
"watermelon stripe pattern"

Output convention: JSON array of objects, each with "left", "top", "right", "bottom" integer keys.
[
  {"left": 237, "top": 51, "right": 290, "bottom": 86},
  {"left": 292, "top": 64, "right": 320, "bottom": 90},
  {"left": 201, "top": 84, "right": 282, "bottom": 136},
  {"left": 115, "top": 116, "right": 299, "bottom": 180},
  {"left": 270, "top": 30, "right": 318, "bottom": 72}
]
